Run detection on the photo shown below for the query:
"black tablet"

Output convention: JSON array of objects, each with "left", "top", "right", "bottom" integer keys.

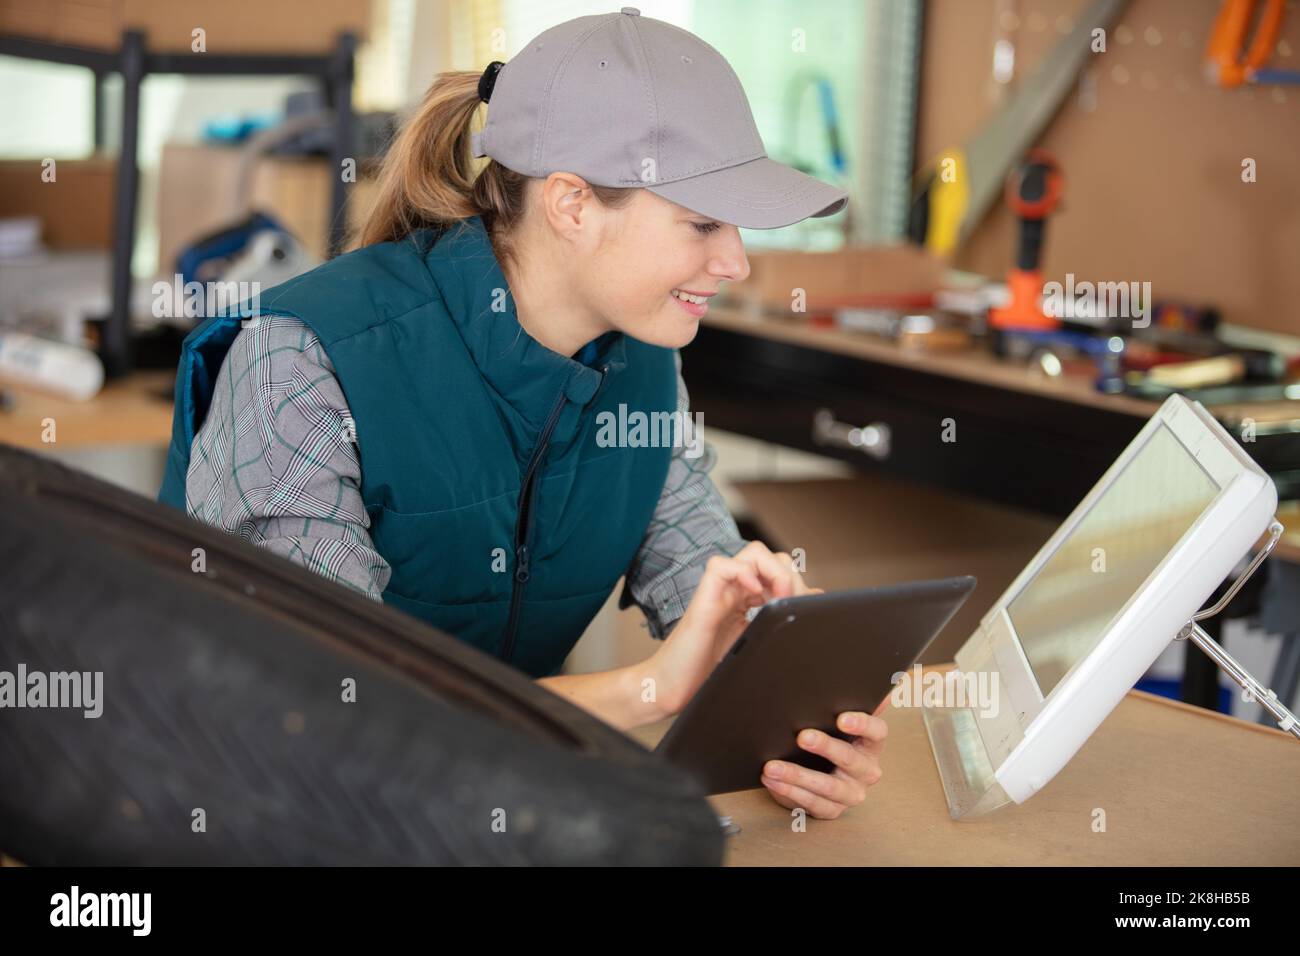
[{"left": 654, "top": 576, "right": 977, "bottom": 795}]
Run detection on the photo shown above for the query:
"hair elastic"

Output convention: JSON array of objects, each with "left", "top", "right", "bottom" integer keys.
[{"left": 478, "top": 61, "right": 505, "bottom": 103}]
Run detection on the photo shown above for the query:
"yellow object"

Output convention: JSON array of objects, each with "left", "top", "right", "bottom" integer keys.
[{"left": 922, "top": 148, "right": 969, "bottom": 257}]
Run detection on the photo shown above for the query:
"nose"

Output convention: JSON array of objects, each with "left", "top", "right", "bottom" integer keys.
[{"left": 707, "top": 226, "right": 750, "bottom": 284}]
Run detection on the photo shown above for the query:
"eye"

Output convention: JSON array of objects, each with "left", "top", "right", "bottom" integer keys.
[{"left": 690, "top": 220, "right": 722, "bottom": 236}]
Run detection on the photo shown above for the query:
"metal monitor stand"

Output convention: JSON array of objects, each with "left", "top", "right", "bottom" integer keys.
[
  {"left": 923, "top": 518, "right": 1299, "bottom": 822},
  {"left": 1176, "top": 520, "right": 1300, "bottom": 739}
]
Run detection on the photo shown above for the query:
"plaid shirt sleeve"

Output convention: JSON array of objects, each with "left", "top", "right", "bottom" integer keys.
[
  {"left": 184, "top": 314, "right": 392, "bottom": 601},
  {"left": 186, "top": 319, "right": 744, "bottom": 635},
  {"left": 617, "top": 349, "right": 749, "bottom": 639}
]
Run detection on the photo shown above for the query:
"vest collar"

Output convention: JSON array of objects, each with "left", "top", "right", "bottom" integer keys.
[{"left": 421, "top": 216, "right": 627, "bottom": 430}]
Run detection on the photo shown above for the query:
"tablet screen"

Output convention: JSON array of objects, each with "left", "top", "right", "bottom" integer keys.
[{"left": 1006, "top": 424, "right": 1221, "bottom": 698}]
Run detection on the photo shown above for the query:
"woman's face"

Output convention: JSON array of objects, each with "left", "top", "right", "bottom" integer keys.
[{"left": 578, "top": 190, "right": 751, "bottom": 350}]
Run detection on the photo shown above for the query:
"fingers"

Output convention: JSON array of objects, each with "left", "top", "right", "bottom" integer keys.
[
  {"left": 733, "top": 541, "right": 808, "bottom": 600},
  {"left": 761, "top": 775, "right": 846, "bottom": 820},
  {"left": 837, "top": 711, "right": 889, "bottom": 757},
  {"left": 682, "top": 555, "right": 770, "bottom": 644},
  {"left": 700, "top": 554, "right": 764, "bottom": 602},
  {"left": 759, "top": 717, "right": 888, "bottom": 818},
  {"left": 764, "top": 744, "right": 865, "bottom": 807},
  {"left": 799, "top": 726, "right": 876, "bottom": 782}
]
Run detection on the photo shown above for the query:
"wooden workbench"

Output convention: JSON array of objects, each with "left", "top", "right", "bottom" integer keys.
[
  {"left": 685, "top": 304, "right": 1298, "bottom": 519},
  {"left": 703, "top": 303, "right": 1156, "bottom": 418},
  {"left": 630, "top": 674, "right": 1300, "bottom": 866},
  {"left": 0, "top": 370, "right": 174, "bottom": 449}
]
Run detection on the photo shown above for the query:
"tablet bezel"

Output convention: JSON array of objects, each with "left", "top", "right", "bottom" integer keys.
[{"left": 656, "top": 576, "right": 976, "bottom": 795}]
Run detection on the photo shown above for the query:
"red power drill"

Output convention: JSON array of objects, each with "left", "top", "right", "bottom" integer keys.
[{"left": 989, "top": 149, "right": 1064, "bottom": 331}]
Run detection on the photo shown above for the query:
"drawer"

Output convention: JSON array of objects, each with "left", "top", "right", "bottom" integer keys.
[{"left": 683, "top": 325, "right": 1144, "bottom": 518}]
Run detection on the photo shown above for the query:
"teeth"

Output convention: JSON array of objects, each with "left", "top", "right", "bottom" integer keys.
[{"left": 672, "top": 289, "right": 708, "bottom": 305}]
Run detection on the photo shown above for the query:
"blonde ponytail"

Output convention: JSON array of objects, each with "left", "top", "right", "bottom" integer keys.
[{"left": 351, "top": 70, "right": 634, "bottom": 269}]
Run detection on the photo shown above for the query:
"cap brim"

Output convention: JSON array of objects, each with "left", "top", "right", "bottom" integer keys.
[{"left": 644, "top": 156, "right": 848, "bottom": 230}]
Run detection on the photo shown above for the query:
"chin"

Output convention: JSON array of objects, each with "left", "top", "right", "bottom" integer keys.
[
  {"left": 638, "top": 322, "right": 699, "bottom": 350},
  {"left": 617, "top": 310, "right": 700, "bottom": 350}
]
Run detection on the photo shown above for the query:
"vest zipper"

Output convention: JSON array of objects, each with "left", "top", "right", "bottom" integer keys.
[{"left": 501, "top": 390, "right": 569, "bottom": 664}]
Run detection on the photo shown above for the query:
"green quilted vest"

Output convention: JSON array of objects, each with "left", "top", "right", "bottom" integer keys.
[{"left": 159, "top": 216, "right": 676, "bottom": 678}]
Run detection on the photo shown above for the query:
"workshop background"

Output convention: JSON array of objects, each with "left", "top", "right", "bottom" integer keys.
[{"left": 1, "top": 0, "right": 1298, "bottom": 724}]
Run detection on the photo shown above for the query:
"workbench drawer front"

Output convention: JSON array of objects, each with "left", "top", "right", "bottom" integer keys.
[{"left": 684, "top": 326, "right": 1139, "bottom": 517}]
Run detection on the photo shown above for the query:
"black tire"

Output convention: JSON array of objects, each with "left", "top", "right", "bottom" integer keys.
[{"left": 0, "top": 444, "right": 723, "bottom": 866}]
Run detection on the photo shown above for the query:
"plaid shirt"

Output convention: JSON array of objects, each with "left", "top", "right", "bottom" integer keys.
[{"left": 184, "top": 314, "right": 746, "bottom": 640}]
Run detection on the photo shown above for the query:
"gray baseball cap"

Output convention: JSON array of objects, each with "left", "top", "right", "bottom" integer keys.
[{"left": 470, "top": 7, "right": 848, "bottom": 230}]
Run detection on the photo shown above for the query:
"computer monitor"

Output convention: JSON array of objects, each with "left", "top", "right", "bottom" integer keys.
[{"left": 933, "top": 394, "right": 1277, "bottom": 814}]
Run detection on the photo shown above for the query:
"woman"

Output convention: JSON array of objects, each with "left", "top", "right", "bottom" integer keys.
[{"left": 159, "top": 9, "right": 886, "bottom": 820}]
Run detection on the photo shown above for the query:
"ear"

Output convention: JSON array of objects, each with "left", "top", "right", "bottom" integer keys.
[{"left": 539, "top": 171, "right": 594, "bottom": 237}]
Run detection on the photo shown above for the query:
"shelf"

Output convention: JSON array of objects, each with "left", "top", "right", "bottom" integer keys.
[{"left": 0, "top": 29, "right": 358, "bottom": 377}]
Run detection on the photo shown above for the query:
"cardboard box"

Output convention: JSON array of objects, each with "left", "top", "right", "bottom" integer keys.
[
  {"left": 157, "top": 142, "right": 377, "bottom": 272},
  {"left": 725, "top": 244, "right": 947, "bottom": 315},
  {"left": 0, "top": 0, "right": 370, "bottom": 53},
  {"left": 0, "top": 157, "right": 116, "bottom": 250}
]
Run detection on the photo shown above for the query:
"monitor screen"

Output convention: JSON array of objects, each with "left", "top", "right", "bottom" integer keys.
[{"left": 1006, "top": 423, "right": 1222, "bottom": 698}]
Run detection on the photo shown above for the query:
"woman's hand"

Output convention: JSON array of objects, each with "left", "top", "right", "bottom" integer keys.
[
  {"left": 648, "top": 540, "right": 890, "bottom": 820},
  {"left": 649, "top": 541, "right": 817, "bottom": 717},
  {"left": 539, "top": 542, "right": 812, "bottom": 732},
  {"left": 761, "top": 700, "right": 890, "bottom": 820}
]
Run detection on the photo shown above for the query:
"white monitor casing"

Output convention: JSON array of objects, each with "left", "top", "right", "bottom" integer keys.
[{"left": 951, "top": 394, "right": 1277, "bottom": 805}]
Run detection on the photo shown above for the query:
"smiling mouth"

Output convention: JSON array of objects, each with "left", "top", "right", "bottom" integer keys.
[{"left": 669, "top": 291, "right": 709, "bottom": 317}]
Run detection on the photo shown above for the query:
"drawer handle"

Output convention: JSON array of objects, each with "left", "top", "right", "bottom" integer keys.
[{"left": 812, "top": 409, "right": 891, "bottom": 460}]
